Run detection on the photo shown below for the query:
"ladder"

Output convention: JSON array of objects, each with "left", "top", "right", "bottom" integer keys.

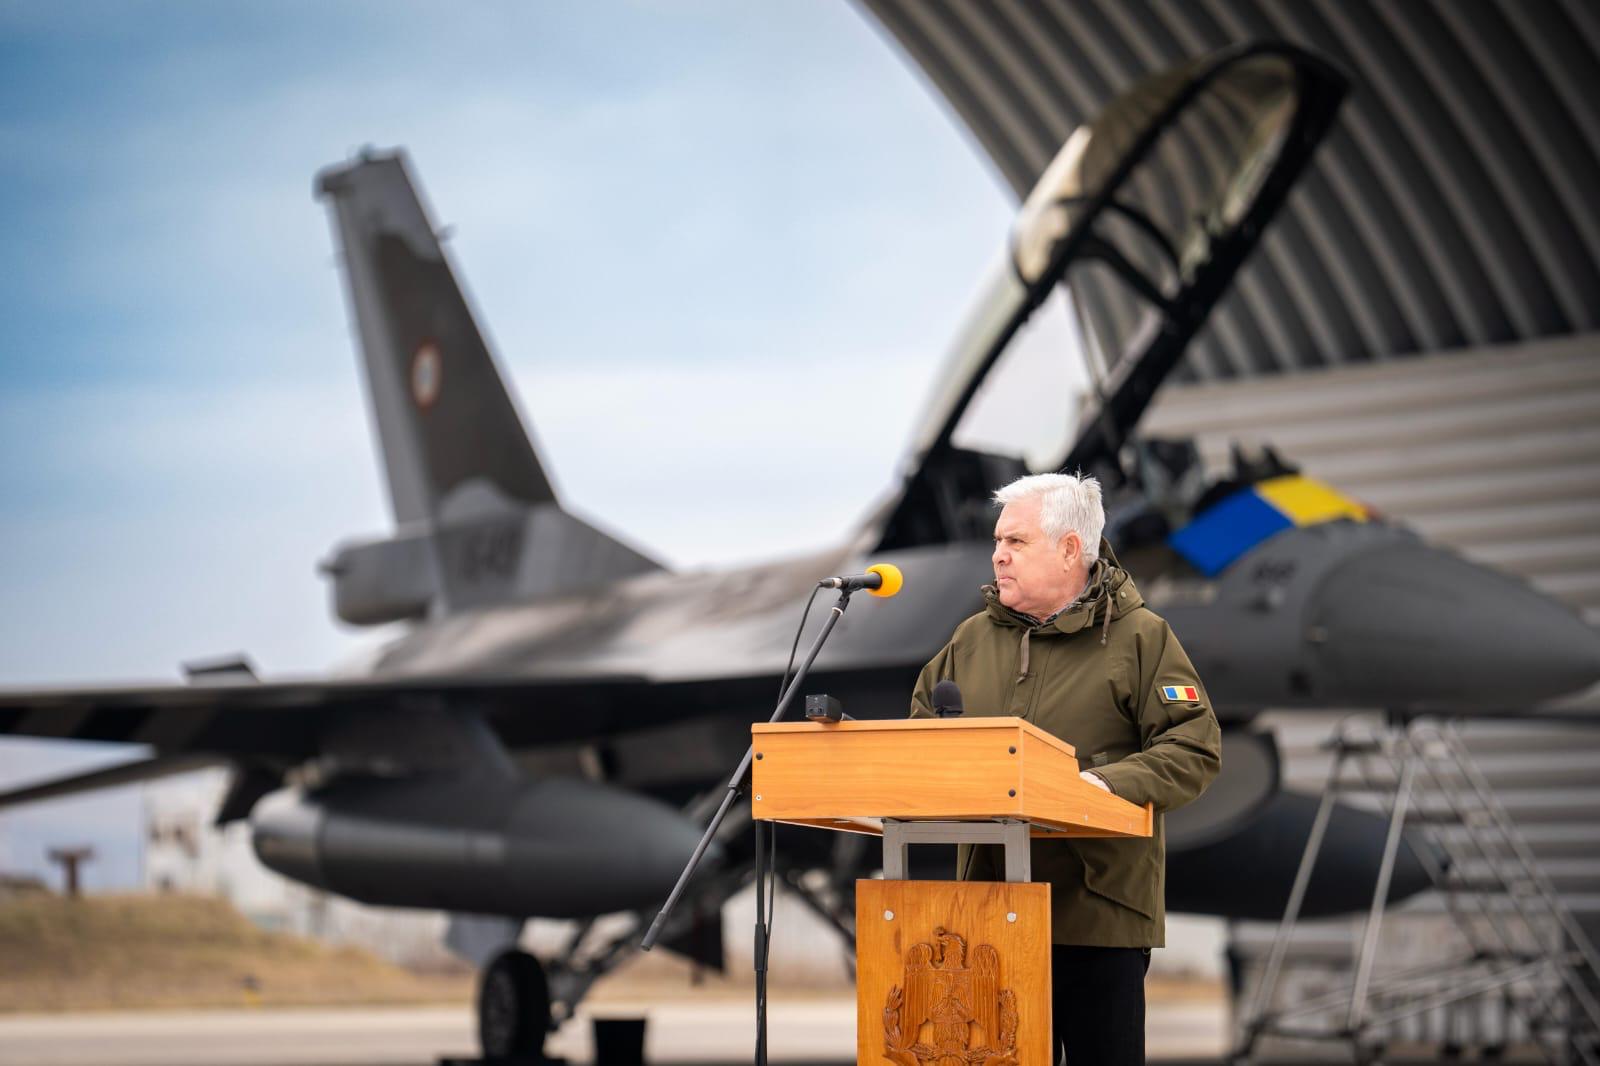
[{"left": 1234, "top": 715, "right": 1600, "bottom": 1065}]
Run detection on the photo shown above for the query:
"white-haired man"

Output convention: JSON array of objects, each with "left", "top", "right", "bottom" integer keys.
[{"left": 910, "top": 472, "right": 1221, "bottom": 1065}]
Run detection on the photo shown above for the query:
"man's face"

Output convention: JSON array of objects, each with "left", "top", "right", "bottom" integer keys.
[{"left": 992, "top": 497, "right": 1082, "bottom": 619}]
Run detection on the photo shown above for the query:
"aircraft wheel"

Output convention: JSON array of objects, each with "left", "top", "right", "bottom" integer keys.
[{"left": 478, "top": 949, "right": 551, "bottom": 1060}]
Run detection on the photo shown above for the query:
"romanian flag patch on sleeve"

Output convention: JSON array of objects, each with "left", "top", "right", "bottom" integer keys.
[{"left": 1160, "top": 684, "right": 1199, "bottom": 703}]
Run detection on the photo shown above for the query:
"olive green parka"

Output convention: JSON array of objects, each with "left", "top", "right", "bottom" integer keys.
[{"left": 910, "top": 547, "right": 1221, "bottom": 947}]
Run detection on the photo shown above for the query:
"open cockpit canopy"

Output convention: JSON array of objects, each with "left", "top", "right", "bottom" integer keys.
[{"left": 874, "top": 45, "right": 1346, "bottom": 552}]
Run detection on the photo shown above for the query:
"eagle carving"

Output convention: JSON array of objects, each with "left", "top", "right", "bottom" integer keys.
[{"left": 883, "top": 927, "right": 1019, "bottom": 1066}]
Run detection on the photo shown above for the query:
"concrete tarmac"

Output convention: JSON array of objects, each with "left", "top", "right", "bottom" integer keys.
[{"left": 0, "top": 998, "right": 1230, "bottom": 1066}]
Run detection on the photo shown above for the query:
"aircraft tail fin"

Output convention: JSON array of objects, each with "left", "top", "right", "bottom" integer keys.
[
  {"left": 316, "top": 150, "right": 662, "bottom": 621},
  {"left": 316, "top": 149, "right": 554, "bottom": 526}
]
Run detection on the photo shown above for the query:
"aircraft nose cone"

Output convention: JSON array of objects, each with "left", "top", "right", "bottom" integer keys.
[{"left": 1308, "top": 543, "right": 1600, "bottom": 709}]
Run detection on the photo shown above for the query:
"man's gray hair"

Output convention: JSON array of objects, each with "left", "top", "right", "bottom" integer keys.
[{"left": 993, "top": 473, "right": 1104, "bottom": 563}]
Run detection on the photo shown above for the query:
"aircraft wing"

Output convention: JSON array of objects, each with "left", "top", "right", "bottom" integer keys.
[
  {"left": 0, "top": 752, "right": 224, "bottom": 810},
  {"left": 0, "top": 673, "right": 656, "bottom": 793}
]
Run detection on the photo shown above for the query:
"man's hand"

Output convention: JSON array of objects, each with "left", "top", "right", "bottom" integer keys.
[{"left": 1080, "top": 770, "right": 1112, "bottom": 793}]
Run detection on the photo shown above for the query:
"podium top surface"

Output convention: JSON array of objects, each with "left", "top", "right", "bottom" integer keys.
[
  {"left": 749, "top": 716, "right": 1151, "bottom": 839},
  {"left": 753, "top": 715, "right": 1075, "bottom": 755}
]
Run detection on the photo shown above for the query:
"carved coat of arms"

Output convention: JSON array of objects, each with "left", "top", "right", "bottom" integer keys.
[{"left": 883, "top": 927, "right": 1019, "bottom": 1066}]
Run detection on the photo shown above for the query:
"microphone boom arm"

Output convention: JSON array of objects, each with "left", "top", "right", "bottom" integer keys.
[{"left": 640, "top": 586, "right": 857, "bottom": 951}]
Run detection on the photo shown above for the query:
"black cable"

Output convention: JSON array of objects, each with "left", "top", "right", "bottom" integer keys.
[
  {"left": 765, "top": 583, "right": 829, "bottom": 974},
  {"left": 754, "top": 823, "right": 780, "bottom": 1066},
  {"left": 756, "top": 588, "right": 820, "bottom": 1065},
  {"left": 754, "top": 820, "right": 767, "bottom": 1066},
  {"left": 778, "top": 584, "right": 822, "bottom": 699},
  {"left": 763, "top": 819, "right": 778, "bottom": 965},
  {"left": 765, "top": 580, "right": 844, "bottom": 965}
]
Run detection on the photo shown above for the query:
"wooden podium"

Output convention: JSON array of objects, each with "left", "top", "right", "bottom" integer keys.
[{"left": 751, "top": 717, "right": 1152, "bottom": 1066}]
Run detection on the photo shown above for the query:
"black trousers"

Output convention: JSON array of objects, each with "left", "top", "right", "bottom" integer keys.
[{"left": 1052, "top": 945, "right": 1151, "bottom": 1066}]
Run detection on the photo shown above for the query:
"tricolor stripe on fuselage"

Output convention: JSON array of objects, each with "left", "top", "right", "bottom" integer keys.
[{"left": 1168, "top": 475, "right": 1369, "bottom": 577}]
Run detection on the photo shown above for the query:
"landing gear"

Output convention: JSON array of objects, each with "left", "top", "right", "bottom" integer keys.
[{"left": 478, "top": 949, "right": 551, "bottom": 1062}]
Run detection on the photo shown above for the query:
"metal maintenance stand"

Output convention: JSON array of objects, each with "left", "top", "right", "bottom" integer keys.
[{"left": 1235, "top": 715, "right": 1600, "bottom": 1065}]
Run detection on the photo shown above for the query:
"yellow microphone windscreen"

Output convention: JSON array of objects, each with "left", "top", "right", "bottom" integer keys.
[{"left": 865, "top": 562, "right": 904, "bottom": 598}]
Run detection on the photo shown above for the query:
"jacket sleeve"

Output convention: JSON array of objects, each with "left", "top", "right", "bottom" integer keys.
[
  {"left": 1091, "top": 617, "right": 1221, "bottom": 812},
  {"left": 908, "top": 640, "right": 955, "bottom": 719}
]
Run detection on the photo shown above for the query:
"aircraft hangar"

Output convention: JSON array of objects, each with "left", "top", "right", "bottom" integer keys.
[
  {"left": 861, "top": 0, "right": 1600, "bottom": 384},
  {"left": 860, "top": 0, "right": 1600, "bottom": 1054}
]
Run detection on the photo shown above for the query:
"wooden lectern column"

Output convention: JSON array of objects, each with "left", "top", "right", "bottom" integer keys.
[{"left": 857, "top": 879, "right": 1051, "bottom": 1066}]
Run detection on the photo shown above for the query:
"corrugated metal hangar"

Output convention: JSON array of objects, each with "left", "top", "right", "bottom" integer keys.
[{"left": 861, "top": 0, "right": 1600, "bottom": 382}]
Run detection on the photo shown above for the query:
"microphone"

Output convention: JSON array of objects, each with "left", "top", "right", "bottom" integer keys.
[
  {"left": 932, "top": 679, "right": 964, "bottom": 718},
  {"left": 818, "top": 562, "right": 903, "bottom": 598}
]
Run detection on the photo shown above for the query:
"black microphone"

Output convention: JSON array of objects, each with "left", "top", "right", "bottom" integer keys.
[
  {"left": 817, "top": 563, "right": 903, "bottom": 597},
  {"left": 932, "top": 679, "right": 964, "bottom": 718},
  {"left": 818, "top": 573, "right": 882, "bottom": 591}
]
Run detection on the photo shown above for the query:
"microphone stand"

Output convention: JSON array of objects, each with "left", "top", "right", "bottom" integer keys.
[{"left": 641, "top": 586, "right": 857, "bottom": 1066}]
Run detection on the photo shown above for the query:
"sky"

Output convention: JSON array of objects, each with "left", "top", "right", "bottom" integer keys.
[{"left": 0, "top": 2, "right": 1103, "bottom": 890}]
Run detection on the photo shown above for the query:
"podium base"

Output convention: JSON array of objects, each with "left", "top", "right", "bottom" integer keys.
[{"left": 856, "top": 880, "right": 1051, "bottom": 1066}]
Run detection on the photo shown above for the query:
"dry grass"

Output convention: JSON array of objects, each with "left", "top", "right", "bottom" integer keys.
[
  {"left": 0, "top": 893, "right": 1224, "bottom": 1013},
  {"left": 0, "top": 893, "right": 473, "bottom": 1012}
]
